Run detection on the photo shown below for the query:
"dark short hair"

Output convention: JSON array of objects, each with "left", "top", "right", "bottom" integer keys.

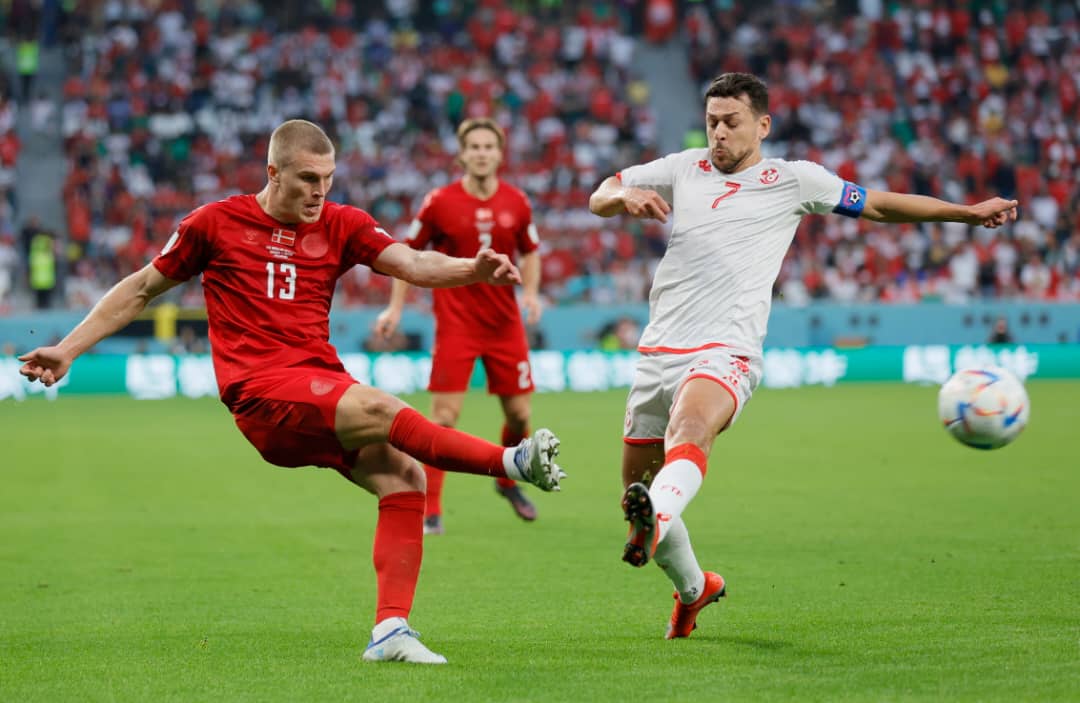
[{"left": 704, "top": 73, "right": 769, "bottom": 116}]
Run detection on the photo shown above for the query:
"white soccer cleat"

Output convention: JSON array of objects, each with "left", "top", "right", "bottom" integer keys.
[
  {"left": 361, "top": 618, "right": 447, "bottom": 664},
  {"left": 513, "top": 428, "right": 565, "bottom": 492}
]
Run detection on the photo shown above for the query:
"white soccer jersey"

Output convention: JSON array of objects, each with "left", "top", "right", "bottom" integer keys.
[{"left": 619, "top": 148, "right": 864, "bottom": 361}]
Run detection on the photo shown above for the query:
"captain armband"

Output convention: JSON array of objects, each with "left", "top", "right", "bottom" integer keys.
[{"left": 832, "top": 182, "right": 867, "bottom": 218}]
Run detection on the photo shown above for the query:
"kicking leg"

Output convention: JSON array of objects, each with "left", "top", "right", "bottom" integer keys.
[
  {"left": 621, "top": 378, "right": 734, "bottom": 638},
  {"left": 656, "top": 377, "right": 734, "bottom": 637},
  {"left": 652, "top": 376, "right": 735, "bottom": 544},
  {"left": 333, "top": 384, "right": 565, "bottom": 491},
  {"left": 621, "top": 445, "right": 715, "bottom": 615}
]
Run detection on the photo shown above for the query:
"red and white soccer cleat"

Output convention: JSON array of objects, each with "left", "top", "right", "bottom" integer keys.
[{"left": 665, "top": 571, "right": 726, "bottom": 639}]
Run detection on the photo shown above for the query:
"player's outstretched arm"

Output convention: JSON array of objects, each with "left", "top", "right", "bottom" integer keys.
[
  {"left": 589, "top": 176, "right": 670, "bottom": 222},
  {"left": 374, "top": 242, "right": 521, "bottom": 289},
  {"left": 519, "top": 250, "right": 543, "bottom": 325},
  {"left": 19, "top": 264, "right": 181, "bottom": 386},
  {"left": 374, "top": 278, "right": 410, "bottom": 338},
  {"left": 862, "top": 190, "right": 1018, "bottom": 228}
]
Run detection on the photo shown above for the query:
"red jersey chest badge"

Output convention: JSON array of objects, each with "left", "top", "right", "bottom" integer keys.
[
  {"left": 300, "top": 232, "right": 329, "bottom": 258},
  {"left": 698, "top": 159, "right": 712, "bottom": 173},
  {"left": 759, "top": 168, "right": 779, "bottom": 185},
  {"left": 497, "top": 211, "right": 516, "bottom": 229}
]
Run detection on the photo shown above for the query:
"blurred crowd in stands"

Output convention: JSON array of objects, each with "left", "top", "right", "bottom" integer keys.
[
  {"left": 0, "top": 0, "right": 1077, "bottom": 315},
  {"left": 681, "top": 0, "right": 1080, "bottom": 306}
]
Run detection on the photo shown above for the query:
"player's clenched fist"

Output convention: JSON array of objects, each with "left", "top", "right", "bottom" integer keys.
[
  {"left": 621, "top": 187, "right": 672, "bottom": 223},
  {"left": 18, "top": 346, "right": 73, "bottom": 387},
  {"left": 473, "top": 248, "right": 521, "bottom": 285}
]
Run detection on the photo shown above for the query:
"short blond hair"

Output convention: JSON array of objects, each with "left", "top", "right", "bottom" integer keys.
[
  {"left": 268, "top": 119, "right": 335, "bottom": 168},
  {"left": 456, "top": 117, "right": 505, "bottom": 150}
]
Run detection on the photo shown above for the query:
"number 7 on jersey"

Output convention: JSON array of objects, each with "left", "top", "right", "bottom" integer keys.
[{"left": 711, "top": 181, "right": 741, "bottom": 208}]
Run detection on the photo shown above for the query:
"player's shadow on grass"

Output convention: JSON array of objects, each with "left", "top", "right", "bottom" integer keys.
[
  {"left": 700, "top": 635, "right": 838, "bottom": 657},
  {"left": 713, "top": 635, "right": 792, "bottom": 650}
]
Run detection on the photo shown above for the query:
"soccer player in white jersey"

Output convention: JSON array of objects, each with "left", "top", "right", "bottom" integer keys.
[{"left": 588, "top": 72, "right": 1018, "bottom": 640}]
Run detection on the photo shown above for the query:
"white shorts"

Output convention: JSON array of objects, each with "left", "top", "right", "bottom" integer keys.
[{"left": 623, "top": 347, "right": 761, "bottom": 443}]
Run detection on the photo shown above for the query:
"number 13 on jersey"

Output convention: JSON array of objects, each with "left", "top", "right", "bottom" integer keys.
[{"left": 266, "top": 261, "right": 296, "bottom": 300}]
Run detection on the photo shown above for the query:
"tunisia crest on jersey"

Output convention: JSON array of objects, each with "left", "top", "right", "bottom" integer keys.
[
  {"left": 759, "top": 168, "right": 779, "bottom": 184},
  {"left": 271, "top": 228, "right": 296, "bottom": 246}
]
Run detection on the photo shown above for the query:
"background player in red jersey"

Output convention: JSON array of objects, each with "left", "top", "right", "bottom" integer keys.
[
  {"left": 375, "top": 118, "right": 544, "bottom": 534},
  {"left": 18, "top": 120, "right": 565, "bottom": 665}
]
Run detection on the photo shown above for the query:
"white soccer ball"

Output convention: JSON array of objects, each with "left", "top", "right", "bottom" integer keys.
[{"left": 937, "top": 367, "right": 1030, "bottom": 450}]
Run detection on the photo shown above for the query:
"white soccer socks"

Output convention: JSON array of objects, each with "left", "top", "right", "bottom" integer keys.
[
  {"left": 648, "top": 443, "right": 706, "bottom": 544},
  {"left": 653, "top": 515, "right": 706, "bottom": 604},
  {"left": 649, "top": 443, "right": 709, "bottom": 603}
]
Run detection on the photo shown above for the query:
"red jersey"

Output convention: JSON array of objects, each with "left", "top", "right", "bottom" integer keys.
[
  {"left": 407, "top": 181, "right": 539, "bottom": 336},
  {"left": 153, "top": 195, "right": 395, "bottom": 398}
]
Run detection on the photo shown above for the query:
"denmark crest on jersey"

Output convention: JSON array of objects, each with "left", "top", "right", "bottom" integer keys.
[{"left": 759, "top": 168, "right": 779, "bottom": 184}]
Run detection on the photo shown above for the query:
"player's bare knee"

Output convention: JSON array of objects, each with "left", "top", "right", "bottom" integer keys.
[
  {"left": 400, "top": 458, "right": 425, "bottom": 492},
  {"left": 665, "top": 415, "right": 713, "bottom": 451},
  {"left": 350, "top": 445, "right": 424, "bottom": 497},
  {"left": 357, "top": 390, "right": 407, "bottom": 429},
  {"left": 431, "top": 407, "right": 459, "bottom": 427}
]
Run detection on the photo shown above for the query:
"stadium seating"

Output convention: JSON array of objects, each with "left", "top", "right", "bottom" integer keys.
[{"left": 11, "top": 1, "right": 1080, "bottom": 310}]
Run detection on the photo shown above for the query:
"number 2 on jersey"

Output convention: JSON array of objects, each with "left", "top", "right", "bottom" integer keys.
[
  {"left": 265, "top": 261, "right": 296, "bottom": 300},
  {"left": 478, "top": 233, "right": 492, "bottom": 251}
]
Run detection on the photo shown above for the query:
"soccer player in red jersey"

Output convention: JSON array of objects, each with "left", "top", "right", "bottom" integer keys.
[
  {"left": 18, "top": 120, "right": 565, "bottom": 665},
  {"left": 375, "top": 118, "right": 544, "bottom": 534}
]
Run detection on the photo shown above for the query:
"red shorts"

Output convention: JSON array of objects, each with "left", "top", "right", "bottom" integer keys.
[
  {"left": 428, "top": 332, "right": 534, "bottom": 395},
  {"left": 225, "top": 367, "right": 359, "bottom": 474}
]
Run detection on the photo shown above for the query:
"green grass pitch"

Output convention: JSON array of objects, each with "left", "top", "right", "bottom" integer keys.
[{"left": 2, "top": 382, "right": 1078, "bottom": 702}]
